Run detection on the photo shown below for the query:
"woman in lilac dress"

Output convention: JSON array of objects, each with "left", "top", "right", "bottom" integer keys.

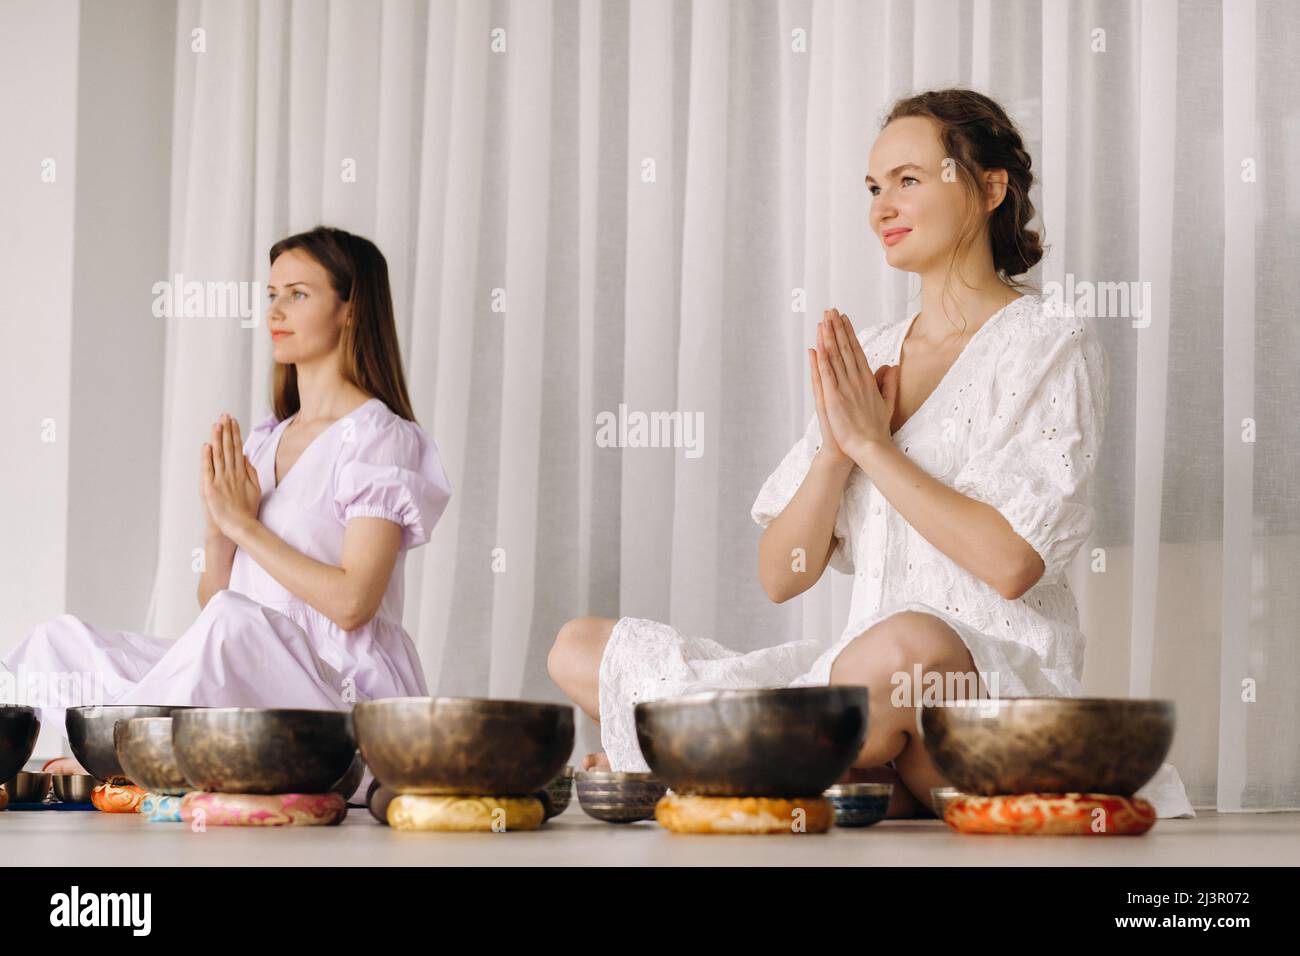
[{"left": 2, "top": 226, "right": 451, "bottom": 802}]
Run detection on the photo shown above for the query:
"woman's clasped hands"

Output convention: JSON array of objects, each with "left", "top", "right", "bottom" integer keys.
[
  {"left": 808, "top": 308, "right": 899, "bottom": 466},
  {"left": 200, "top": 413, "right": 263, "bottom": 541}
]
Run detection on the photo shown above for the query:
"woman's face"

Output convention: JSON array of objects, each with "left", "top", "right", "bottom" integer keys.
[
  {"left": 266, "top": 248, "right": 349, "bottom": 365},
  {"left": 866, "top": 116, "right": 977, "bottom": 276}
]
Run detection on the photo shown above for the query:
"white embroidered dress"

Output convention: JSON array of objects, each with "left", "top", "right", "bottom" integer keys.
[{"left": 598, "top": 292, "right": 1194, "bottom": 818}]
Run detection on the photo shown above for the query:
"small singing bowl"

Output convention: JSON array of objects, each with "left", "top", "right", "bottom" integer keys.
[
  {"left": 52, "top": 773, "right": 97, "bottom": 803},
  {"left": 353, "top": 697, "right": 574, "bottom": 796},
  {"left": 0, "top": 705, "right": 41, "bottom": 782},
  {"left": 172, "top": 708, "right": 356, "bottom": 795},
  {"left": 824, "top": 782, "right": 893, "bottom": 828},
  {"left": 115, "top": 718, "right": 190, "bottom": 795},
  {"left": 634, "top": 686, "right": 869, "bottom": 797},
  {"left": 930, "top": 787, "right": 965, "bottom": 819},
  {"left": 575, "top": 771, "right": 667, "bottom": 823},
  {"left": 535, "top": 765, "right": 575, "bottom": 820},
  {"left": 67, "top": 705, "right": 197, "bottom": 782},
  {"left": 3, "top": 771, "right": 52, "bottom": 803},
  {"left": 919, "top": 697, "right": 1175, "bottom": 797},
  {"left": 367, "top": 778, "right": 398, "bottom": 825}
]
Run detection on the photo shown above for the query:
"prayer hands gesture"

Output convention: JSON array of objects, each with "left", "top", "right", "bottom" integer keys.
[{"left": 808, "top": 308, "right": 899, "bottom": 464}]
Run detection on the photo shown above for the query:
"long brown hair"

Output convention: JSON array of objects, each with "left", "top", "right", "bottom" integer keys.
[
  {"left": 881, "top": 88, "right": 1044, "bottom": 330},
  {"left": 267, "top": 225, "right": 417, "bottom": 423}
]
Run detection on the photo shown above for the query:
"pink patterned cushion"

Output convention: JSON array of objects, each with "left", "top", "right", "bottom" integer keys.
[{"left": 179, "top": 791, "right": 347, "bottom": 827}]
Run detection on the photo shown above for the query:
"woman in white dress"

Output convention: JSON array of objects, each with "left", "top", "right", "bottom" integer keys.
[{"left": 549, "top": 89, "right": 1191, "bottom": 819}]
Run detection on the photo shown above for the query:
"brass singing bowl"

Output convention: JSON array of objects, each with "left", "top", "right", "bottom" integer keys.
[
  {"left": 172, "top": 708, "right": 356, "bottom": 795},
  {"left": 0, "top": 705, "right": 40, "bottom": 782},
  {"left": 634, "top": 686, "right": 870, "bottom": 797},
  {"left": 67, "top": 705, "right": 197, "bottom": 782},
  {"left": 919, "top": 697, "right": 1175, "bottom": 797},
  {"left": 52, "top": 773, "right": 97, "bottom": 803},
  {"left": 353, "top": 697, "right": 575, "bottom": 796},
  {"left": 3, "top": 770, "right": 51, "bottom": 803},
  {"left": 115, "top": 718, "right": 191, "bottom": 795}
]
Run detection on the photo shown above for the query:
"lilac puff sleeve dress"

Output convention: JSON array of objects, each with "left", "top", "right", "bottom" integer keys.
[{"left": 0, "top": 397, "right": 450, "bottom": 801}]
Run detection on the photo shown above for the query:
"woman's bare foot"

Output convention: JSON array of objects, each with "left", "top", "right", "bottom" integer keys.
[
  {"left": 581, "top": 752, "right": 611, "bottom": 771},
  {"left": 41, "top": 756, "right": 88, "bottom": 775}
]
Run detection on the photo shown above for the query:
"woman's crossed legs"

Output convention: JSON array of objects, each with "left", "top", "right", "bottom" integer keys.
[{"left": 547, "top": 610, "right": 981, "bottom": 819}]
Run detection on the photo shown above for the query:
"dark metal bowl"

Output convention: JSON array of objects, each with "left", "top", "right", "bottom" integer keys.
[
  {"left": 353, "top": 697, "right": 575, "bottom": 796},
  {"left": 330, "top": 750, "right": 366, "bottom": 800},
  {"left": 575, "top": 771, "right": 666, "bottom": 823},
  {"left": 3, "top": 770, "right": 51, "bottom": 803},
  {"left": 919, "top": 697, "right": 1175, "bottom": 796},
  {"left": 115, "top": 717, "right": 191, "bottom": 794},
  {"left": 535, "top": 765, "right": 575, "bottom": 820},
  {"left": 67, "top": 705, "right": 196, "bottom": 782},
  {"left": 824, "top": 782, "right": 892, "bottom": 827},
  {"left": 634, "top": 686, "right": 869, "bottom": 797},
  {"left": 171, "top": 708, "right": 356, "bottom": 795},
  {"left": 0, "top": 705, "right": 40, "bottom": 782},
  {"left": 52, "top": 773, "right": 97, "bottom": 803},
  {"left": 366, "top": 778, "right": 397, "bottom": 824}
]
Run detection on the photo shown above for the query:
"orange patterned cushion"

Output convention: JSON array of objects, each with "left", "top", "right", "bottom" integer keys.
[
  {"left": 91, "top": 777, "right": 148, "bottom": 813},
  {"left": 945, "top": 792, "right": 1156, "bottom": 835}
]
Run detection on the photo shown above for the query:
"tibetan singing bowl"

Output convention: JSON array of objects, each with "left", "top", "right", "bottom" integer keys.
[
  {"left": 0, "top": 705, "right": 41, "bottom": 782},
  {"left": 919, "top": 697, "right": 1175, "bottom": 797},
  {"left": 114, "top": 718, "right": 191, "bottom": 795},
  {"left": 66, "top": 705, "right": 197, "bottom": 782},
  {"left": 353, "top": 697, "right": 575, "bottom": 796},
  {"left": 172, "top": 707, "right": 356, "bottom": 795},
  {"left": 634, "top": 686, "right": 869, "bottom": 797},
  {"left": 53, "top": 773, "right": 97, "bottom": 803},
  {"left": 330, "top": 750, "right": 366, "bottom": 801}
]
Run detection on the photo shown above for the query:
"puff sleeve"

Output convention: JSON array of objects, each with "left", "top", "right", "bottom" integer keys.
[
  {"left": 952, "top": 311, "right": 1109, "bottom": 584},
  {"left": 750, "top": 408, "right": 857, "bottom": 575},
  {"left": 332, "top": 416, "right": 453, "bottom": 551}
]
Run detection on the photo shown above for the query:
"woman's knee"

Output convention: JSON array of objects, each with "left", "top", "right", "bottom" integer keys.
[
  {"left": 829, "top": 610, "right": 971, "bottom": 687},
  {"left": 547, "top": 617, "right": 614, "bottom": 688}
]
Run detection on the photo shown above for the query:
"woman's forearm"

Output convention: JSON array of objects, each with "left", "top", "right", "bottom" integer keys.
[
  {"left": 852, "top": 440, "right": 1041, "bottom": 599},
  {"left": 758, "top": 449, "right": 856, "bottom": 603},
  {"left": 224, "top": 516, "right": 361, "bottom": 629},
  {"left": 197, "top": 533, "right": 236, "bottom": 609}
]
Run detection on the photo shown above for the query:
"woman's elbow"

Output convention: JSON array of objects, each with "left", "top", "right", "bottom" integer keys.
[
  {"left": 999, "top": 551, "right": 1045, "bottom": 601},
  {"left": 336, "top": 597, "right": 379, "bottom": 632}
]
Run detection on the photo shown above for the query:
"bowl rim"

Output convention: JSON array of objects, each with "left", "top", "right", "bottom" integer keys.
[
  {"left": 116, "top": 716, "right": 176, "bottom": 731},
  {"left": 920, "top": 696, "right": 1175, "bottom": 710},
  {"left": 634, "top": 685, "right": 869, "bottom": 712},
  {"left": 574, "top": 771, "right": 664, "bottom": 783},
  {"left": 0, "top": 705, "right": 38, "bottom": 715},
  {"left": 66, "top": 704, "right": 198, "bottom": 716},
  {"left": 825, "top": 782, "right": 894, "bottom": 797},
  {"left": 354, "top": 695, "right": 574, "bottom": 712},
  {"left": 171, "top": 706, "right": 351, "bottom": 720}
]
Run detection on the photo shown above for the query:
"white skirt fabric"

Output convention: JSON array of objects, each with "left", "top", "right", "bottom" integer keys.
[{"left": 598, "top": 603, "right": 1195, "bottom": 819}]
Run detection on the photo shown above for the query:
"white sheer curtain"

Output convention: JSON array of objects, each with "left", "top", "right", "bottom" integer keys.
[{"left": 123, "top": 0, "right": 1300, "bottom": 812}]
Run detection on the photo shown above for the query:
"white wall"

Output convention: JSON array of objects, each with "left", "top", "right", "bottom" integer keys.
[{"left": 1, "top": 0, "right": 175, "bottom": 666}]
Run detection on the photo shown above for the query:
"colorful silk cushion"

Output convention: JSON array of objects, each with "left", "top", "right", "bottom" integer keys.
[{"left": 944, "top": 793, "right": 1156, "bottom": 835}]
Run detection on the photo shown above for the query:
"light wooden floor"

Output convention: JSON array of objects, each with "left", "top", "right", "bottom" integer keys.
[{"left": 3, "top": 804, "right": 1298, "bottom": 865}]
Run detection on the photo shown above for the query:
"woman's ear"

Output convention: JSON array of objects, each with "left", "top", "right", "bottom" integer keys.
[{"left": 983, "top": 169, "right": 1009, "bottom": 213}]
